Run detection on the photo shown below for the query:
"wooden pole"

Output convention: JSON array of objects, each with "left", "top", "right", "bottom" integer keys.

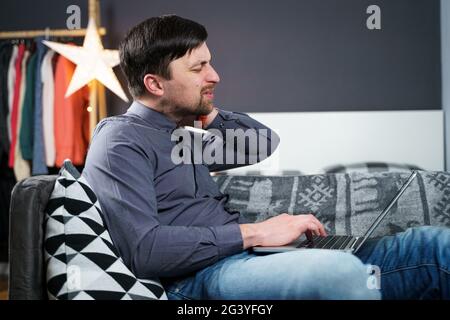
[
  {"left": 89, "top": 0, "right": 108, "bottom": 122},
  {"left": 0, "top": 28, "right": 106, "bottom": 39},
  {"left": 98, "top": 82, "right": 107, "bottom": 119},
  {"left": 89, "top": 0, "right": 97, "bottom": 21},
  {"left": 89, "top": 80, "right": 98, "bottom": 138},
  {"left": 96, "top": 0, "right": 102, "bottom": 25}
]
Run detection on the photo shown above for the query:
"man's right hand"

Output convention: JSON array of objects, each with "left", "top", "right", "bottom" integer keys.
[{"left": 239, "top": 213, "right": 327, "bottom": 249}]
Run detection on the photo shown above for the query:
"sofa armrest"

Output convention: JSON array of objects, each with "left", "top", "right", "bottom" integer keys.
[{"left": 9, "top": 175, "right": 57, "bottom": 300}]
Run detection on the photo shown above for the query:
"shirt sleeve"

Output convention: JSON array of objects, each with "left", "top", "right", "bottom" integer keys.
[
  {"left": 83, "top": 122, "right": 243, "bottom": 279},
  {"left": 203, "top": 108, "right": 280, "bottom": 172}
]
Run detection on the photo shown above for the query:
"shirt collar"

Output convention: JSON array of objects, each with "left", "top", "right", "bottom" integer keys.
[{"left": 127, "top": 101, "right": 177, "bottom": 133}]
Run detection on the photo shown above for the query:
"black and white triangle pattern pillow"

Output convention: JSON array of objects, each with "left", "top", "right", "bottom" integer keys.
[{"left": 44, "top": 160, "right": 167, "bottom": 300}]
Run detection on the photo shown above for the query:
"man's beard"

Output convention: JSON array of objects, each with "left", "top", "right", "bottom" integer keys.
[
  {"left": 195, "top": 95, "right": 214, "bottom": 115},
  {"left": 196, "top": 85, "right": 215, "bottom": 115},
  {"left": 162, "top": 92, "right": 213, "bottom": 118}
]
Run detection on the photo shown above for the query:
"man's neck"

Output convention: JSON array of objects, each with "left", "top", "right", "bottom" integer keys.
[{"left": 135, "top": 98, "right": 183, "bottom": 125}]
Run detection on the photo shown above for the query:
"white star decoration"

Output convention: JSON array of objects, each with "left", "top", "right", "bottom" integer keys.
[{"left": 43, "top": 18, "right": 129, "bottom": 102}]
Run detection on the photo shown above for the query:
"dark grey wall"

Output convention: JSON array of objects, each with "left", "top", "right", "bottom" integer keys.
[{"left": 0, "top": 0, "right": 442, "bottom": 114}]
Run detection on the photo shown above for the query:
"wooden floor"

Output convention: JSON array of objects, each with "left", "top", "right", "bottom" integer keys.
[{"left": 0, "top": 277, "right": 7, "bottom": 300}]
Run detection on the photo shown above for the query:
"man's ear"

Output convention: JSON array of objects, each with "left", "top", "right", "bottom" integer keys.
[{"left": 143, "top": 74, "right": 164, "bottom": 97}]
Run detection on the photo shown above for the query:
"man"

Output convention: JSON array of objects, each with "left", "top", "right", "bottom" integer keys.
[{"left": 83, "top": 15, "right": 449, "bottom": 300}]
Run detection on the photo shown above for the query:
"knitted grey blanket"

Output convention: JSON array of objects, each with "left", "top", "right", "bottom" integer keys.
[{"left": 213, "top": 171, "right": 450, "bottom": 237}]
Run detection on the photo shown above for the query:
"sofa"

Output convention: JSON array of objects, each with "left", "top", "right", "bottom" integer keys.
[{"left": 8, "top": 165, "right": 450, "bottom": 299}]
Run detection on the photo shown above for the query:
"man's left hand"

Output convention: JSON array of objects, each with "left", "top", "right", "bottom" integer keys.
[
  {"left": 199, "top": 107, "right": 218, "bottom": 129},
  {"left": 177, "top": 107, "right": 219, "bottom": 129}
]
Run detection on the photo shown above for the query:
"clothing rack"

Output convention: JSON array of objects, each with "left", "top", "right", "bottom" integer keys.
[
  {"left": 0, "top": 0, "right": 108, "bottom": 136},
  {"left": 0, "top": 28, "right": 106, "bottom": 39}
]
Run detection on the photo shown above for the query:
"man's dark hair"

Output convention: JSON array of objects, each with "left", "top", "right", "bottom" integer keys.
[{"left": 119, "top": 15, "right": 208, "bottom": 98}]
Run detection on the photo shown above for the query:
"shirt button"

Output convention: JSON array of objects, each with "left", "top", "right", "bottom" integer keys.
[{"left": 219, "top": 123, "right": 225, "bottom": 128}]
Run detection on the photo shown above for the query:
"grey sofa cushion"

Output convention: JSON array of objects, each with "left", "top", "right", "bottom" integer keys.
[{"left": 214, "top": 171, "right": 450, "bottom": 237}]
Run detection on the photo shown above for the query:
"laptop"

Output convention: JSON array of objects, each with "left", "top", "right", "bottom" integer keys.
[{"left": 252, "top": 170, "right": 418, "bottom": 255}]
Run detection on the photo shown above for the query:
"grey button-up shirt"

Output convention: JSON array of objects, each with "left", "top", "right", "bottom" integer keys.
[{"left": 83, "top": 101, "right": 279, "bottom": 278}]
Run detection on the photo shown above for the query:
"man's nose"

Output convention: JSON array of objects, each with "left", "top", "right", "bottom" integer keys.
[{"left": 206, "top": 65, "right": 220, "bottom": 83}]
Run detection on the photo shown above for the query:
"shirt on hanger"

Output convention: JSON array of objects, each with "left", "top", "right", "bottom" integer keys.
[
  {"left": 8, "top": 43, "right": 25, "bottom": 168},
  {"left": 0, "top": 42, "right": 13, "bottom": 166},
  {"left": 19, "top": 49, "right": 37, "bottom": 161},
  {"left": 6, "top": 45, "right": 18, "bottom": 144},
  {"left": 13, "top": 49, "right": 31, "bottom": 181},
  {"left": 41, "top": 50, "right": 56, "bottom": 167},
  {"left": 54, "top": 53, "right": 90, "bottom": 167},
  {"left": 32, "top": 39, "right": 48, "bottom": 175}
]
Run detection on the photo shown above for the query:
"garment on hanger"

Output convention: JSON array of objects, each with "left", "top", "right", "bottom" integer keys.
[
  {"left": 54, "top": 52, "right": 90, "bottom": 167},
  {"left": 6, "top": 44, "right": 18, "bottom": 144},
  {"left": 13, "top": 48, "right": 31, "bottom": 181},
  {"left": 0, "top": 42, "right": 13, "bottom": 166},
  {"left": 32, "top": 38, "right": 48, "bottom": 175},
  {"left": 19, "top": 49, "right": 37, "bottom": 161},
  {"left": 41, "top": 49, "right": 56, "bottom": 167},
  {"left": 8, "top": 43, "right": 25, "bottom": 168}
]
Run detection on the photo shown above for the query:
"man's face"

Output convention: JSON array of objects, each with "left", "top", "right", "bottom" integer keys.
[{"left": 161, "top": 42, "right": 220, "bottom": 117}]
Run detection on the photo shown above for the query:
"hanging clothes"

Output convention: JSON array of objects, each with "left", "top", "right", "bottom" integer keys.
[
  {"left": 32, "top": 38, "right": 48, "bottom": 175},
  {"left": 41, "top": 50, "right": 56, "bottom": 167},
  {"left": 1, "top": 38, "right": 92, "bottom": 174},
  {"left": 13, "top": 48, "right": 31, "bottom": 181},
  {"left": 8, "top": 43, "right": 25, "bottom": 168},
  {"left": 6, "top": 45, "right": 18, "bottom": 144},
  {"left": 0, "top": 42, "right": 13, "bottom": 167},
  {"left": 19, "top": 50, "right": 37, "bottom": 161},
  {"left": 54, "top": 53, "right": 90, "bottom": 167}
]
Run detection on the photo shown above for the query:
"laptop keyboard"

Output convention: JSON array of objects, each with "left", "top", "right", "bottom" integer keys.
[{"left": 297, "top": 235, "right": 364, "bottom": 251}]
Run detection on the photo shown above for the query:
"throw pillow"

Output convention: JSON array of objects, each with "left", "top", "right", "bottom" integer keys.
[{"left": 44, "top": 160, "right": 167, "bottom": 300}]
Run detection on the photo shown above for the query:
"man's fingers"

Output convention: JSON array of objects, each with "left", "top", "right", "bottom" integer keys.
[
  {"left": 307, "top": 222, "right": 320, "bottom": 238},
  {"left": 317, "top": 223, "right": 327, "bottom": 236},
  {"left": 308, "top": 214, "right": 327, "bottom": 236}
]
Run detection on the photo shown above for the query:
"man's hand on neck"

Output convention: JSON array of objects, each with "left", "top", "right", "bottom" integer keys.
[
  {"left": 136, "top": 98, "right": 219, "bottom": 129},
  {"left": 176, "top": 107, "right": 218, "bottom": 128},
  {"left": 198, "top": 107, "right": 218, "bottom": 128}
]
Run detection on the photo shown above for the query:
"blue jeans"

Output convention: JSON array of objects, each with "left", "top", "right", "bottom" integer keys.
[{"left": 161, "top": 226, "right": 449, "bottom": 300}]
